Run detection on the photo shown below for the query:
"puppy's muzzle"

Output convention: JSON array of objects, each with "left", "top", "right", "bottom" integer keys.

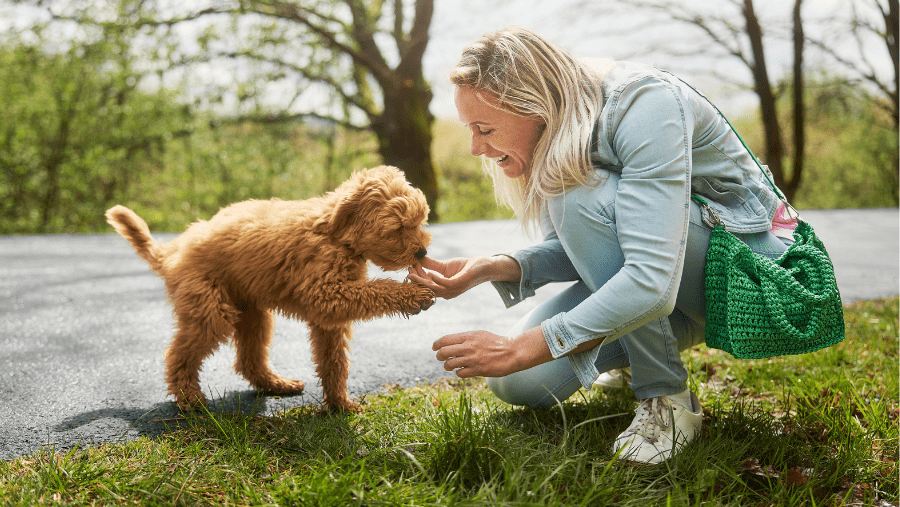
[{"left": 415, "top": 247, "right": 428, "bottom": 259}]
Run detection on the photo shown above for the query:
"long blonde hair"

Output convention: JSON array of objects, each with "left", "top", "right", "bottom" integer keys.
[{"left": 449, "top": 26, "right": 607, "bottom": 226}]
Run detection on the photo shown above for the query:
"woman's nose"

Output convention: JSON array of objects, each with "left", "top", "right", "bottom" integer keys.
[{"left": 470, "top": 136, "right": 486, "bottom": 156}]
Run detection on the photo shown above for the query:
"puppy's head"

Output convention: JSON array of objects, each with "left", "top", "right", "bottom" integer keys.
[{"left": 330, "top": 166, "right": 432, "bottom": 271}]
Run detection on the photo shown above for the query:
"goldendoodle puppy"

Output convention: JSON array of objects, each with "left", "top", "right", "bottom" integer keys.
[{"left": 106, "top": 166, "right": 435, "bottom": 412}]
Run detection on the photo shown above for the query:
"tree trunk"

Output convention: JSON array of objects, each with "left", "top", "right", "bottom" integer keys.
[
  {"left": 790, "top": 0, "right": 805, "bottom": 200},
  {"left": 373, "top": 77, "right": 439, "bottom": 221},
  {"left": 743, "top": 0, "right": 790, "bottom": 199},
  {"left": 887, "top": 0, "right": 899, "bottom": 130}
]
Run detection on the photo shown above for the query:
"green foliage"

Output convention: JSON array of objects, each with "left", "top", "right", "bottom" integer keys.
[
  {"left": 1, "top": 298, "right": 896, "bottom": 506},
  {"left": 123, "top": 121, "right": 381, "bottom": 232},
  {"left": 796, "top": 78, "right": 899, "bottom": 208},
  {"left": 732, "top": 75, "right": 899, "bottom": 210},
  {"left": 0, "top": 28, "right": 194, "bottom": 234},
  {"left": 432, "top": 120, "right": 515, "bottom": 223}
]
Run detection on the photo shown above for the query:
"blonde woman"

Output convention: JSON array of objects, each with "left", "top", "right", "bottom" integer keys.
[{"left": 408, "top": 26, "right": 796, "bottom": 464}]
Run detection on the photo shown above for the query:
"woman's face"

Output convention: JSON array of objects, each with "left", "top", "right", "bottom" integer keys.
[{"left": 455, "top": 86, "right": 544, "bottom": 180}]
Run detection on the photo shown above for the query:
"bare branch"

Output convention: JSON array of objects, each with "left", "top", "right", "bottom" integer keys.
[
  {"left": 345, "top": 0, "right": 393, "bottom": 85},
  {"left": 396, "top": 0, "right": 431, "bottom": 78},
  {"left": 245, "top": 0, "right": 392, "bottom": 83},
  {"left": 806, "top": 37, "right": 893, "bottom": 100},
  {"left": 218, "top": 111, "right": 367, "bottom": 131},
  {"left": 173, "top": 49, "right": 378, "bottom": 117},
  {"left": 392, "top": 0, "right": 406, "bottom": 53},
  {"left": 50, "top": 5, "right": 230, "bottom": 29},
  {"left": 615, "top": 0, "right": 751, "bottom": 67}
]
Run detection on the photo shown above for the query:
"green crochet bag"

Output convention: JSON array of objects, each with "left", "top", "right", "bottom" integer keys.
[
  {"left": 690, "top": 105, "right": 845, "bottom": 359},
  {"left": 692, "top": 195, "right": 845, "bottom": 359}
]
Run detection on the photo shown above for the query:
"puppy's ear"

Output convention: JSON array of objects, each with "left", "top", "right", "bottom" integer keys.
[
  {"left": 327, "top": 195, "right": 358, "bottom": 234},
  {"left": 385, "top": 193, "right": 429, "bottom": 229},
  {"left": 315, "top": 177, "right": 381, "bottom": 235}
]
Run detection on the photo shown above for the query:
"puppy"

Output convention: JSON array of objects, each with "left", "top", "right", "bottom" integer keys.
[{"left": 106, "top": 166, "right": 434, "bottom": 412}]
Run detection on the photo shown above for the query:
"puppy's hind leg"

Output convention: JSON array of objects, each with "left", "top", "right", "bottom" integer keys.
[
  {"left": 166, "top": 280, "right": 237, "bottom": 411},
  {"left": 308, "top": 324, "right": 357, "bottom": 412},
  {"left": 233, "top": 306, "right": 305, "bottom": 396},
  {"left": 166, "top": 317, "right": 226, "bottom": 411}
]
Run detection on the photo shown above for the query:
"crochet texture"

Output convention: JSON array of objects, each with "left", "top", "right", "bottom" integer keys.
[{"left": 703, "top": 220, "right": 845, "bottom": 359}]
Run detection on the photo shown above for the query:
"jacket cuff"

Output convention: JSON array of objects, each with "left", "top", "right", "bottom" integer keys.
[
  {"left": 541, "top": 313, "right": 604, "bottom": 389},
  {"left": 489, "top": 253, "right": 537, "bottom": 308}
]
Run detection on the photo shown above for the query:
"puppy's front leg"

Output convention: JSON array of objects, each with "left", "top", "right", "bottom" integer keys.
[
  {"left": 308, "top": 323, "right": 357, "bottom": 412},
  {"left": 307, "top": 279, "right": 434, "bottom": 327}
]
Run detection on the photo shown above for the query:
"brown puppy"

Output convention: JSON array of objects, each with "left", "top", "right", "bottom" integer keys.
[{"left": 106, "top": 166, "right": 434, "bottom": 412}]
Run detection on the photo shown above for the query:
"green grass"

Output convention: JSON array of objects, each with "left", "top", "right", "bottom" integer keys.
[{"left": 2, "top": 297, "right": 897, "bottom": 506}]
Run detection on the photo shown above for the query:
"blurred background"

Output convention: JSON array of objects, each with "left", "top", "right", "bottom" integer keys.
[{"left": 0, "top": 0, "right": 896, "bottom": 234}]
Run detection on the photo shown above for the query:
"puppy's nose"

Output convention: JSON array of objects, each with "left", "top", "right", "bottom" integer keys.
[{"left": 415, "top": 247, "right": 428, "bottom": 259}]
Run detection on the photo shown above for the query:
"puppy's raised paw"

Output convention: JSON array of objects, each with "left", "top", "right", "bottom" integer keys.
[{"left": 399, "top": 283, "right": 436, "bottom": 316}]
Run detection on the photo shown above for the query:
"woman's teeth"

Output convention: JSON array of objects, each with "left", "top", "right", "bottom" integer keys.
[{"left": 497, "top": 155, "right": 509, "bottom": 164}]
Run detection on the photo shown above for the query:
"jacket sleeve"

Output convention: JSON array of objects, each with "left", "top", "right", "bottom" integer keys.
[{"left": 491, "top": 218, "right": 581, "bottom": 308}]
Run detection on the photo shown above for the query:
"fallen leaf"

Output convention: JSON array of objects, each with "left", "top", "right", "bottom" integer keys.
[{"left": 783, "top": 467, "right": 809, "bottom": 486}]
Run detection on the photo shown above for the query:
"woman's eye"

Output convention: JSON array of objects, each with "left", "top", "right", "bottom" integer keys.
[{"left": 477, "top": 128, "right": 494, "bottom": 136}]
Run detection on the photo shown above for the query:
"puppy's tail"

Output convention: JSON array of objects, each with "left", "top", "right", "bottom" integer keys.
[{"left": 106, "top": 205, "right": 163, "bottom": 273}]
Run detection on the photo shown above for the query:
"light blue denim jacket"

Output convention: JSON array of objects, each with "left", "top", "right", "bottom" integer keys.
[{"left": 492, "top": 61, "right": 783, "bottom": 387}]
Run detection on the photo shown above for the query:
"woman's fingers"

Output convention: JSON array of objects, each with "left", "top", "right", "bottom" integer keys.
[
  {"left": 432, "top": 332, "right": 465, "bottom": 352},
  {"left": 431, "top": 331, "right": 514, "bottom": 378},
  {"left": 407, "top": 257, "right": 474, "bottom": 299}
]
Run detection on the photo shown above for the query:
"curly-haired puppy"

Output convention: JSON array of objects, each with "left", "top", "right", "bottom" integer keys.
[{"left": 106, "top": 166, "right": 434, "bottom": 412}]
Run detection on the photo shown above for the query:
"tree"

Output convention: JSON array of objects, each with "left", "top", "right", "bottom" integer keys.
[
  {"left": 809, "top": 0, "right": 898, "bottom": 189},
  {"left": 53, "top": 0, "right": 440, "bottom": 220},
  {"left": 583, "top": 0, "right": 898, "bottom": 203},
  {"left": 810, "top": 0, "right": 898, "bottom": 129}
]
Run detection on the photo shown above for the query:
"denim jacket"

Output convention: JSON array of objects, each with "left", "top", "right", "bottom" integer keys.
[{"left": 492, "top": 61, "right": 783, "bottom": 388}]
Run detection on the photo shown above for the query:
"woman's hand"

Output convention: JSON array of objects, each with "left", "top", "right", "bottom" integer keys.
[
  {"left": 432, "top": 327, "right": 552, "bottom": 378},
  {"left": 407, "top": 255, "right": 521, "bottom": 299}
]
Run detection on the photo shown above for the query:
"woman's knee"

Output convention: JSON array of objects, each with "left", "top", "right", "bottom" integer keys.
[
  {"left": 487, "top": 374, "right": 543, "bottom": 407},
  {"left": 486, "top": 359, "right": 583, "bottom": 408}
]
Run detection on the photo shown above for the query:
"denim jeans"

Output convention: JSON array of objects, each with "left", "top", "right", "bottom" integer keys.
[{"left": 487, "top": 183, "right": 792, "bottom": 408}]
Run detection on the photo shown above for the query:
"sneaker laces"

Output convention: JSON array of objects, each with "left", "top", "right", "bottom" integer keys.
[{"left": 623, "top": 397, "right": 672, "bottom": 444}]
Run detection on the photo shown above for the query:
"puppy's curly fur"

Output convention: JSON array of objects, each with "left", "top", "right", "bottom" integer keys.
[{"left": 106, "top": 166, "right": 434, "bottom": 412}]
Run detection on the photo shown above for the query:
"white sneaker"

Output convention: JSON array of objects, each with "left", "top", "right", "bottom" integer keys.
[
  {"left": 612, "top": 391, "right": 702, "bottom": 464},
  {"left": 593, "top": 367, "right": 631, "bottom": 391}
]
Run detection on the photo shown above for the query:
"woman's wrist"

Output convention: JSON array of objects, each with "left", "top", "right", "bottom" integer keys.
[
  {"left": 487, "top": 254, "right": 522, "bottom": 283},
  {"left": 511, "top": 327, "right": 554, "bottom": 373}
]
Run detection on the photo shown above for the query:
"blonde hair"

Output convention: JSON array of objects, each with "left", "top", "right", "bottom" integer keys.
[{"left": 449, "top": 26, "right": 607, "bottom": 226}]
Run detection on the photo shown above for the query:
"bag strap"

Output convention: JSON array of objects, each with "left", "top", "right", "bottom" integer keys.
[{"left": 660, "top": 69, "right": 788, "bottom": 202}]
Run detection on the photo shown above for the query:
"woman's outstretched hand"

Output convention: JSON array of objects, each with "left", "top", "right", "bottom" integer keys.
[
  {"left": 432, "top": 330, "right": 518, "bottom": 378},
  {"left": 432, "top": 327, "right": 552, "bottom": 378},
  {"left": 407, "top": 255, "right": 521, "bottom": 300}
]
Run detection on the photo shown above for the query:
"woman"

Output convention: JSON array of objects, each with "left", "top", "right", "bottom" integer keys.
[{"left": 407, "top": 26, "right": 796, "bottom": 464}]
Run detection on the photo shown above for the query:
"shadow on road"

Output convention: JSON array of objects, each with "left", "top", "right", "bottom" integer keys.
[{"left": 53, "top": 389, "right": 307, "bottom": 440}]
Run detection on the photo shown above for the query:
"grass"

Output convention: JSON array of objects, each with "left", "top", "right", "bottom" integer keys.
[{"left": 2, "top": 297, "right": 897, "bottom": 506}]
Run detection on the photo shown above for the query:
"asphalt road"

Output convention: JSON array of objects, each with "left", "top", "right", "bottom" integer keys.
[{"left": 1, "top": 209, "right": 897, "bottom": 460}]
